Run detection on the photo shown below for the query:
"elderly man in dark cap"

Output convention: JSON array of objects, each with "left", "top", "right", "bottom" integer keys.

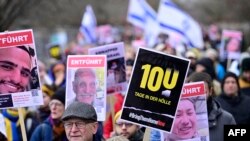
[{"left": 62, "top": 101, "right": 98, "bottom": 141}]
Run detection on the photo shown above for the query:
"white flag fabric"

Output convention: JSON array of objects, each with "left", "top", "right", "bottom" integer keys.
[
  {"left": 127, "top": 0, "right": 159, "bottom": 47},
  {"left": 127, "top": 0, "right": 146, "bottom": 29},
  {"left": 158, "top": 0, "right": 204, "bottom": 48},
  {"left": 80, "top": 5, "right": 97, "bottom": 44},
  {"left": 142, "top": 0, "right": 159, "bottom": 47}
]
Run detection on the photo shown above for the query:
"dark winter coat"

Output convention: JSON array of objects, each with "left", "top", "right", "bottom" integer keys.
[
  {"left": 208, "top": 99, "right": 236, "bottom": 141},
  {"left": 216, "top": 93, "right": 250, "bottom": 124},
  {"left": 30, "top": 118, "right": 67, "bottom": 141}
]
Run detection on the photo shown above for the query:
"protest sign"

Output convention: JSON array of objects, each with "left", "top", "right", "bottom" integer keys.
[
  {"left": 121, "top": 47, "right": 190, "bottom": 132},
  {"left": 0, "top": 29, "right": 43, "bottom": 109},
  {"left": 66, "top": 55, "right": 107, "bottom": 121},
  {"left": 163, "top": 82, "right": 210, "bottom": 141},
  {"left": 220, "top": 29, "right": 242, "bottom": 60},
  {"left": 89, "top": 42, "right": 127, "bottom": 94}
]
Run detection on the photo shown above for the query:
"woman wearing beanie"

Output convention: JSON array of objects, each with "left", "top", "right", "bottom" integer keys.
[
  {"left": 38, "top": 84, "right": 56, "bottom": 122},
  {"left": 30, "top": 86, "right": 68, "bottom": 141},
  {"left": 216, "top": 72, "right": 250, "bottom": 124}
]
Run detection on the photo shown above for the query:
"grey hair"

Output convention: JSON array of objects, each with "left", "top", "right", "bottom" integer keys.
[{"left": 74, "top": 68, "right": 96, "bottom": 80}]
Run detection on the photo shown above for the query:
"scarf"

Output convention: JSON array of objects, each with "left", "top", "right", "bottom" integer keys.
[
  {"left": 2, "top": 109, "right": 20, "bottom": 141},
  {"left": 239, "top": 77, "right": 250, "bottom": 88},
  {"left": 49, "top": 116, "right": 65, "bottom": 141}
]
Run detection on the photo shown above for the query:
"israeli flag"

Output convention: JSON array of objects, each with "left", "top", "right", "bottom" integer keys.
[
  {"left": 158, "top": 0, "right": 204, "bottom": 48},
  {"left": 142, "top": 0, "right": 159, "bottom": 47},
  {"left": 127, "top": 0, "right": 146, "bottom": 29},
  {"left": 127, "top": 0, "right": 159, "bottom": 47},
  {"left": 80, "top": 5, "right": 97, "bottom": 44}
]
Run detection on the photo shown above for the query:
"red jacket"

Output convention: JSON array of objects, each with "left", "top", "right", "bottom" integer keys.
[{"left": 103, "top": 93, "right": 124, "bottom": 139}]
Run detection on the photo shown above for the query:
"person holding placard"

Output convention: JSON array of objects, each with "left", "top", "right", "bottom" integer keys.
[
  {"left": 188, "top": 72, "right": 236, "bottom": 141},
  {"left": 30, "top": 86, "right": 67, "bottom": 141}
]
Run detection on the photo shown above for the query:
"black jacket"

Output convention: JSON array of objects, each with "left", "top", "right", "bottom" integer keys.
[
  {"left": 208, "top": 99, "right": 236, "bottom": 141},
  {"left": 128, "top": 129, "right": 144, "bottom": 141},
  {"left": 216, "top": 93, "right": 250, "bottom": 124}
]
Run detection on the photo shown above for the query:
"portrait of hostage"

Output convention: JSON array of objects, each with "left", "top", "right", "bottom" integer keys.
[
  {"left": 72, "top": 68, "right": 97, "bottom": 105},
  {"left": 225, "top": 37, "right": 241, "bottom": 52},
  {"left": 107, "top": 58, "right": 126, "bottom": 84},
  {"left": 164, "top": 97, "right": 208, "bottom": 141},
  {"left": 0, "top": 46, "right": 32, "bottom": 94},
  {"left": 68, "top": 68, "right": 104, "bottom": 108}
]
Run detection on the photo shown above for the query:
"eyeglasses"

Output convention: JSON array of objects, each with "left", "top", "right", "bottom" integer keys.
[
  {"left": 115, "top": 122, "right": 133, "bottom": 127},
  {"left": 49, "top": 101, "right": 63, "bottom": 107},
  {"left": 64, "top": 121, "right": 91, "bottom": 129}
]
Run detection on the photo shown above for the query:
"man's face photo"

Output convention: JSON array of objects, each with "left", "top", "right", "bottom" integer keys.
[
  {"left": 0, "top": 47, "right": 31, "bottom": 94},
  {"left": 73, "top": 68, "right": 97, "bottom": 104}
]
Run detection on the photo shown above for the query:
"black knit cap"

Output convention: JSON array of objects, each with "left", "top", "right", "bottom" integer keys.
[
  {"left": 242, "top": 57, "right": 250, "bottom": 71},
  {"left": 51, "top": 86, "right": 65, "bottom": 105},
  {"left": 196, "top": 57, "right": 216, "bottom": 79}
]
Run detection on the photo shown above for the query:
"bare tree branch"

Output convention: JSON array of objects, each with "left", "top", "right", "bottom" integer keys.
[{"left": 0, "top": 0, "right": 40, "bottom": 31}]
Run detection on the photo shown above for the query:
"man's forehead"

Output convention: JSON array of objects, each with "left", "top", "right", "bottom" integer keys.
[
  {"left": 17, "top": 46, "right": 31, "bottom": 56},
  {"left": 0, "top": 46, "right": 31, "bottom": 60},
  {"left": 65, "top": 118, "right": 84, "bottom": 122},
  {"left": 17, "top": 47, "right": 33, "bottom": 69},
  {"left": 0, "top": 48, "right": 32, "bottom": 67},
  {"left": 76, "top": 68, "right": 95, "bottom": 76},
  {"left": 79, "top": 72, "right": 95, "bottom": 77},
  {"left": 76, "top": 72, "right": 96, "bottom": 81},
  {"left": 0, "top": 46, "right": 30, "bottom": 54}
]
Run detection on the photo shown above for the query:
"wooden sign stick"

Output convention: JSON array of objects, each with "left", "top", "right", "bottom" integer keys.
[{"left": 18, "top": 108, "right": 27, "bottom": 141}]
